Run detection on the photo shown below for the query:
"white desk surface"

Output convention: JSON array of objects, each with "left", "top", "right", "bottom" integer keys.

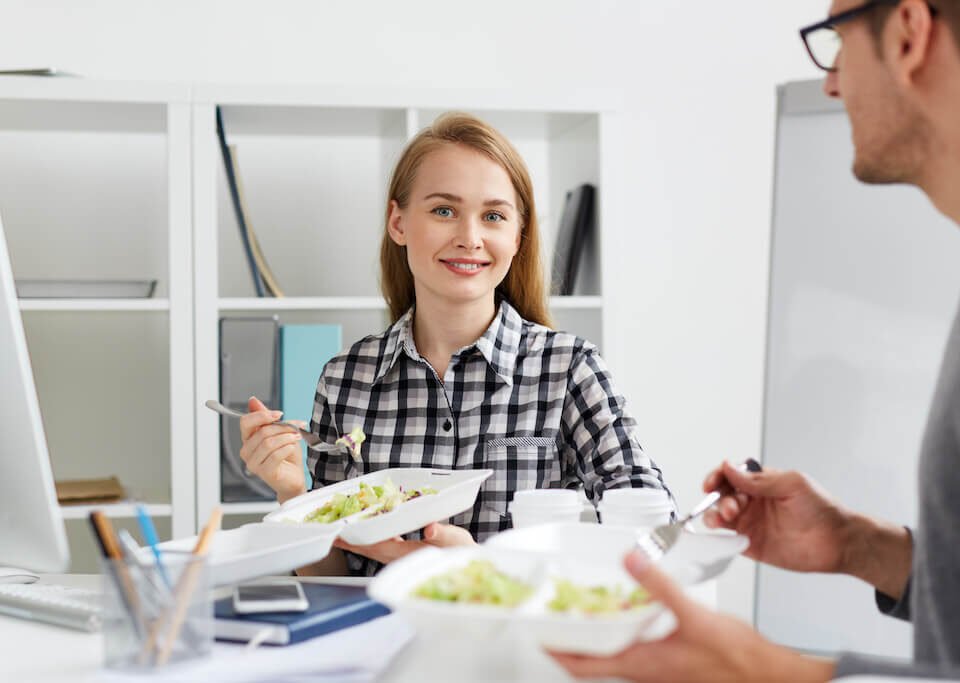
[
  {"left": 0, "top": 575, "right": 948, "bottom": 683},
  {"left": 0, "top": 574, "right": 575, "bottom": 683}
]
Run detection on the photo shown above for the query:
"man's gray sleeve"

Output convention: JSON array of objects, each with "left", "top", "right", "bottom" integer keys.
[{"left": 834, "top": 653, "right": 960, "bottom": 679}]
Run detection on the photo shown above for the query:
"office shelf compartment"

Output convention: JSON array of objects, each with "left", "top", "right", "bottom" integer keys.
[
  {"left": 213, "top": 105, "right": 407, "bottom": 299},
  {"left": 0, "top": 114, "right": 171, "bottom": 298},
  {"left": 22, "top": 312, "right": 172, "bottom": 505}
]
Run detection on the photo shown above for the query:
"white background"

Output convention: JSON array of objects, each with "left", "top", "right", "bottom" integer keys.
[{"left": 0, "top": 0, "right": 831, "bottom": 620}]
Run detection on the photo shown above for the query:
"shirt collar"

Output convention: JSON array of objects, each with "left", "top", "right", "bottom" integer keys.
[{"left": 371, "top": 300, "right": 523, "bottom": 387}]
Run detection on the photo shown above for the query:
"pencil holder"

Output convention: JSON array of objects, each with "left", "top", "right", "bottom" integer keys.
[{"left": 101, "top": 551, "right": 214, "bottom": 670}]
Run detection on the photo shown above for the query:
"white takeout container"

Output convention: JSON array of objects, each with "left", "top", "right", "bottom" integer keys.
[
  {"left": 487, "top": 522, "right": 750, "bottom": 586},
  {"left": 154, "top": 521, "right": 342, "bottom": 587},
  {"left": 263, "top": 467, "right": 493, "bottom": 545},
  {"left": 368, "top": 544, "right": 671, "bottom": 656},
  {"left": 597, "top": 488, "right": 674, "bottom": 529}
]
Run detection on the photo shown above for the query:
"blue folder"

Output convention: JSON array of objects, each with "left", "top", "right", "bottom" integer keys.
[
  {"left": 214, "top": 583, "right": 389, "bottom": 645},
  {"left": 279, "top": 324, "right": 342, "bottom": 489}
]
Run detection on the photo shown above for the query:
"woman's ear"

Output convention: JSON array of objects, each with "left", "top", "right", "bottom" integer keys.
[{"left": 386, "top": 199, "right": 406, "bottom": 246}]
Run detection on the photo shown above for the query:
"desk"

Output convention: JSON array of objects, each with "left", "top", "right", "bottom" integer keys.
[
  {"left": 2, "top": 577, "right": 944, "bottom": 682},
  {"left": 0, "top": 574, "right": 574, "bottom": 683}
]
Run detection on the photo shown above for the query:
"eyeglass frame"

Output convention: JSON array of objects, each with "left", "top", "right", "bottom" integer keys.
[{"left": 799, "top": 0, "right": 938, "bottom": 72}]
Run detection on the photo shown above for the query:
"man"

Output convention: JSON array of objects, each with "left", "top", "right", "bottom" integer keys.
[{"left": 551, "top": 0, "right": 960, "bottom": 679}]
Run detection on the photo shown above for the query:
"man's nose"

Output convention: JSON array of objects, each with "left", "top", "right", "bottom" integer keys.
[{"left": 823, "top": 70, "right": 840, "bottom": 99}]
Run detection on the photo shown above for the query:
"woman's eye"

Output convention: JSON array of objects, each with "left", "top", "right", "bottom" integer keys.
[
  {"left": 432, "top": 207, "right": 455, "bottom": 218},
  {"left": 484, "top": 211, "right": 506, "bottom": 222}
]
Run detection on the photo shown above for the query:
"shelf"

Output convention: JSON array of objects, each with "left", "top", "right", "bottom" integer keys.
[
  {"left": 19, "top": 299, "right": 170, "bottom": 312},
  {"left": 219, "top": 296, "right": 386, "bottom": 311},
  {"left": 218, "top": 296, "right": 600, "bottom": 312},
  {"left": 550, "top": 296, "right": 603, "bottom": 310},
  {"left": 222, "top": 501, "right": 279, "bottom": 515},
  {"left": 60, "top": 501, "right": 172, "bottom": 520}
]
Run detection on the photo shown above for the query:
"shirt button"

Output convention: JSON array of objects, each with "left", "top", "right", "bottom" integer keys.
[{"left": 442, "top": 419, "right": 452, "bottom": 432}]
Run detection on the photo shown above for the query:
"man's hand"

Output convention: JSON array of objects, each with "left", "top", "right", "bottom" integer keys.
[
  {"left": 549, "top": 551, "right": 835, "bottom": 683},
  {"left": 701, "top": 460, "right": 855, "bottom": 574},
  {"left": 334, "top": 521, "right": 476, "bottom": 564}
]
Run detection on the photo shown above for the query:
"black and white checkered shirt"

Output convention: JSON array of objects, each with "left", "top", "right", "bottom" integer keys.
[{"left": 309, "top": 300, "right": 673, "bottom": 575}]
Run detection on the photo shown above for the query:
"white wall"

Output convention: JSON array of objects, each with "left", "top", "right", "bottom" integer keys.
[{"left": 0, "top": 0, "right": 830, "bottom": 620}]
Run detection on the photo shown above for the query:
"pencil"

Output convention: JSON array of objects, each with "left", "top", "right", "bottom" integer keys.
[
  {"left": 89, "top": 511, "right": 146, "bottom": 637},
  {"left": 152, "top": 507, "right": 222, "bottom": 665}
]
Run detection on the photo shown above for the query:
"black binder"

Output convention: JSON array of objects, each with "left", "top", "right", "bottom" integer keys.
[{"left": 551, "top": 183, "right": 596, "bottom": 296}]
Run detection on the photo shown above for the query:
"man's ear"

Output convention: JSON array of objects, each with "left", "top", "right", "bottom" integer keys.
[
  {"left": 889, "top": 0, "right": 936, "bottom": 85},
  {"left": 386, "top": 200, "right": 406, "bottom": 246}
]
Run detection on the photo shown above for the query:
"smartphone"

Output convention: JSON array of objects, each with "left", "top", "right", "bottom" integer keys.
[{"left": 232, "top": 579, "right": 309, "bottom": 614}]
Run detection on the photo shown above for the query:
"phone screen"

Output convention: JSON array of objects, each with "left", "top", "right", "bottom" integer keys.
[{"left": 236, "top": 584, "right": 303, "bottom": 602}]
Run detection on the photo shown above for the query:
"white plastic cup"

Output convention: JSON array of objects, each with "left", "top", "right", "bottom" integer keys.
[
  {"left": 597, "top": 488, "right": 673, "bottom": 530},
  {"left": 509, "top": 489, "right": 583, "bottom": 529}
]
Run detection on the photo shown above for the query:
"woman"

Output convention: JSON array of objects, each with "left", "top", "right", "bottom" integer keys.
[{"left": 240, "top": 112, "right": 673, "bottom": 575}]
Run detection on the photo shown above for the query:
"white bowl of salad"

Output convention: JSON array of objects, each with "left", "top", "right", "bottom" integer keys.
[
  {"left": 263, "top": 467, "right": 493, "bottom": 545},
  {"left": 368, "top": 545, "right": 672, "bottom": 656}
]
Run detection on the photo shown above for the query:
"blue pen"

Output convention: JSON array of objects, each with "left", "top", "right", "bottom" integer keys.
[{"left": 135, "top": 504, "right": 172, "bottom": 589}]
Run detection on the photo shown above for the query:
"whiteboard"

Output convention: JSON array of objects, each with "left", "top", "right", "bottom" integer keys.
[{"left": 757, "top": 80, "right": 960, "bottom": 656}]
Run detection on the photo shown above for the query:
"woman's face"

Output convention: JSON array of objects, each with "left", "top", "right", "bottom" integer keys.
[{"left": 387, "top": 144, "right": 521, "bottom": 312}]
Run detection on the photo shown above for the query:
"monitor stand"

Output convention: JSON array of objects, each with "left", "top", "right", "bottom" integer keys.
[{"left": 0, "top": 567, "right": 39, "bottom": 584}]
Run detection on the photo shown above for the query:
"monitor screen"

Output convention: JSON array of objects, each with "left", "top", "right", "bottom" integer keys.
[{"left": 0, "top": 212, "right": 69, "bottom": 572}]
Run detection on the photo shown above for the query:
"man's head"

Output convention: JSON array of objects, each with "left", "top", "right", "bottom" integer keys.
[{"left": 802, "top": 0, "right": 960, "bottom": 186}]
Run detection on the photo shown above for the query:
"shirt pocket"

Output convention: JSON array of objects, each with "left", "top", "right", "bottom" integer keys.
[{"left": 480, "top": 436, "right": 559, "bottom": 518}]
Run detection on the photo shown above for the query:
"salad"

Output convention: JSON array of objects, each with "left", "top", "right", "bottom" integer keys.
[
  {"left": 547, "top": 579, "right": 651, "bottom": 614},
  {"left": 335, "top": 427, "right": 366, "bottom": 462},
  {"left": 412, "top": 560, "right": 533, "bottom": 607},
  {"left": 302, "top": 478, "right": 437, "bottom": 524}
]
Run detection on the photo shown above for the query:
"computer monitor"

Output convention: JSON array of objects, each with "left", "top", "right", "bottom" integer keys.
[{"left": 0, "top": 212, "right": 70, "bottom": 574}]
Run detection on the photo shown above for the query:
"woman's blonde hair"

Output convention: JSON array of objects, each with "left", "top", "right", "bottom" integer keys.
[{"left": 380, "top": 112, "right": 552, "bottom": 328}]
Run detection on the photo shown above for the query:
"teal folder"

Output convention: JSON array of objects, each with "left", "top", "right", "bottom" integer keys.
[{"left": 279, "top": 324, "right": 342, "bottom": 489}]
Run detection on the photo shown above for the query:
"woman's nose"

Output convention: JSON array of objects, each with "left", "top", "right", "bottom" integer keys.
[{"left": 455, "top": 217, "right": 483, "bottom": 249}]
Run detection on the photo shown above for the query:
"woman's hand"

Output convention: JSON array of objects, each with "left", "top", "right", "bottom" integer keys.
[
  {"left": 549, "top": 551, "right": 835, "bottom": 683},
  {"left": 334, "top": 522, "right": 476, "bottom": 564},
  {"left": 238, "top": 396, "right": 308, "bottom": 503}
]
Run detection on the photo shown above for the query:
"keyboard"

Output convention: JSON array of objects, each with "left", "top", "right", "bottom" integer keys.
[{"left": 0, "top": 583, "right": 102, "bottom": 632}]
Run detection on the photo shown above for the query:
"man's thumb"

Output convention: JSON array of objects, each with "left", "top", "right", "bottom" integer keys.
[{"left": 624, "top": 551, "right": 695, "bottom": 623}]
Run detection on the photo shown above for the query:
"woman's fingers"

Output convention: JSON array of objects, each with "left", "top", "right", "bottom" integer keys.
[
  {"left": 254, "top": 431, "right": 302, "bottom": 468},
  {"left": 240, "top": 408, "right": 283, "bottom": 441}
]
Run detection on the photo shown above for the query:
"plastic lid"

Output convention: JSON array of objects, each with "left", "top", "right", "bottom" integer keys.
[{"left": 600, "top": 488, "right": 671, "bottom": 507}]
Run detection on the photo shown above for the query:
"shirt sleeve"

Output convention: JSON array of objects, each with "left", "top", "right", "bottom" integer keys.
[
  {"left": 560, "top": 343, "right": 676, "bottom": 509},
  {"left": 834, "top": 652, "right": 960, "bottom": 679},
  {"left": 307, "top": 374, "right": 345, "bottom": 488}
]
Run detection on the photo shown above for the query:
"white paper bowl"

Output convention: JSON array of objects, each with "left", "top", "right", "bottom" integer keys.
[
  {"left": 263, "top": 467, "right": 493, "bottom": 545},
  {"left": 367, "top": 544, "right": 672, "bottom": 656}
]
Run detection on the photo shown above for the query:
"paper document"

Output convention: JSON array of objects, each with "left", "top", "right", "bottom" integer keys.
[{"left": 98, "top": 614, "right": 414, "bottom": 683}]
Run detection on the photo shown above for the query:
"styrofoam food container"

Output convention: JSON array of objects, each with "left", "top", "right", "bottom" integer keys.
[
  {"left": 487, "top": 522, "right": 750, "bottom": 586},
  {"left": 263, "top": 467, "right": 493, "bottom": 545},
  {"left": 367, "top": 545, "right": 671, "bottom": 655},
  {"left": 154, "top": 521, "right": 342, "bottom": 587}
]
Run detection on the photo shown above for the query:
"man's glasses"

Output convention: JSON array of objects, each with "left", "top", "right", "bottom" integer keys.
[{"left": 799, "top": 0, "right": 899, "bottom": 72}]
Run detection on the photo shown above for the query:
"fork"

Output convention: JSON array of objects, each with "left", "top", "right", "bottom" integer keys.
[
  {"left": 636, "top": 458, "right": 763, "bottom": 561},
  {"left": 204, "top": 399, "right": 346, "bottom": 454}
]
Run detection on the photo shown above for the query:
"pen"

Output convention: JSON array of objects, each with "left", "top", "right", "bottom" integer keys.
[
  {"left": 145, "top": 506, "right": 222, "bottom": 666},
  {"left": 135, "top": 504, "right": 172, "bottom": 589},
  {"left": 89, "top": 511, "right": 146, "bottom": 638}
]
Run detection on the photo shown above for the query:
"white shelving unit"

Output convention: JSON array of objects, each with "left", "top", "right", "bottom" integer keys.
[
  {"left": 191, "top": 85, "right": 620, "bottom": 525},
  {"left": 0, "top": 77, "right": 620, "bottom": 551},
  {"left": 0, "top": 76, "right": 195, "bottom": 571}
]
